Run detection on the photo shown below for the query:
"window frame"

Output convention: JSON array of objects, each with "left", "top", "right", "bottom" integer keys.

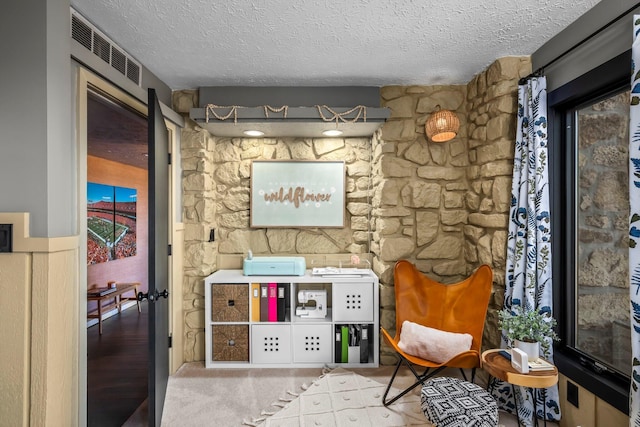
[{"left": 548, "top": 50, "right": 631, "bottom": 414}]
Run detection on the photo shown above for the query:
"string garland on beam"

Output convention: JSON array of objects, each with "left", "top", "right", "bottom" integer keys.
[
  {"left": 263, "top": 105, "right": 288, "bottom": 118},
  {"left": 204, "top": 104, "right": 367, "bottom": 124},
  {"left": 316, "top": 105, "right": 367, "bottom": 123},
  {"left": 205, "top": 105, "right": 240, "bottom": 122}
]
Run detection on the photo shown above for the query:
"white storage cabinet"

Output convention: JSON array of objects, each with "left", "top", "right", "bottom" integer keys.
[{"left": 204, "top": 269, "right": 379, "bottom": 368}]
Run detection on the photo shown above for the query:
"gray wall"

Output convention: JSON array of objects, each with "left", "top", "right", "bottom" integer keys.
[
  {"left": 0, "top": 0, "right": 175, "bottom": 238},
  {"left": 0, "top": 0, "right": 75, "bottom": 237}
]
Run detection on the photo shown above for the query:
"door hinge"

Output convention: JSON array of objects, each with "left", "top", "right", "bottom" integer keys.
[
  {"left": 168, "top": 152, "right": 172, "bottom": 165},
  {"left": 168, "top": 335, "right": 172, "bottom": 348},
  {"left": 168, "top": 244, "right": 172, "bottom": 256}
]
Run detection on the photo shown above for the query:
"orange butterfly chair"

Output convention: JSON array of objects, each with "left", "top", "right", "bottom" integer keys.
[{"left": 381, "top": 260, "right": 493, "bottom": 406}]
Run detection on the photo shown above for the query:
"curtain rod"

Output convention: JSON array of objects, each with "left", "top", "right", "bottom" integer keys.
[{"left": 519, "top": 2, "right": 640, "bottom": 85}]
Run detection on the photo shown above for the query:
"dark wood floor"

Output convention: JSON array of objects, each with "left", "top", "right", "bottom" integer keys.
[{"left": 87, "top": 302, "right": 149, "bottom": 427}]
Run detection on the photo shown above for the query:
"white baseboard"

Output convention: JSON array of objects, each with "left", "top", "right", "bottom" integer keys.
[{"left": 86, "top": 300, "right": 139, "bottom": 329}]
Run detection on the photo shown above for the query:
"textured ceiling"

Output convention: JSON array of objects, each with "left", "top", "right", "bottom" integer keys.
[{"left": 71, "top": 0, "right": 601, "bottom": 90}]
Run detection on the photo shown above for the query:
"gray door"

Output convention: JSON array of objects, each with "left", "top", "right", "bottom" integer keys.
[{"left": 147, "top": 88, "right": 170, "bottom": 426}]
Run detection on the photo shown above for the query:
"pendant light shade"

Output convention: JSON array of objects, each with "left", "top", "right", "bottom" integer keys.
[{"left": 425, "top": 106, "right": 459, "bottom": 142}]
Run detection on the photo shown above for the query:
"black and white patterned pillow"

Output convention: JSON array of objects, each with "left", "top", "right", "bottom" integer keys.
[{"left": 421, "top": 377, "right": 498, "bottom": 427}]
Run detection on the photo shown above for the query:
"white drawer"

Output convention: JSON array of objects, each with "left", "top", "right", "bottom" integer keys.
[
  {"left": 332, "top": 282, "right": 373, "bottom": 322},
  {"left": 251, "top": 324, "right": 291, "bottom": 364},
  {"left": 292, "top": 324, "right": 332, "bottom": 363}
]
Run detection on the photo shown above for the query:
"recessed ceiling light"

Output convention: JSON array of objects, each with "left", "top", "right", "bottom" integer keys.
[
  {"left": 322, "top": 129, "right": 343, "bottom": 137},
  {"left": 243, "top": 130, "right": 264, "bottom": 137}
]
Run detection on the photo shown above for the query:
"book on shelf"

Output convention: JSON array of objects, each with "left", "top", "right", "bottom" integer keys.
[
  {"left": 260, "top": 284, "right": 269, "bottom": 321},
  {"left": 360, "top": 324, "right": 370, "bottom": 363},
  {"left": 528, "top": 357, "right": 555, "bottom": 371},
  {"left": 267, "top": 283, "right": 278, "bottom": 322},
  {"left": 499, "top": 349, "right": 555, "bottom": 372},
  {"left": 341, "top": 325, "right": 349, "bottom": 363},
  {"left": 347, "top": 325, "right": 360, "bottom": 362},
  {"left": 257, "top": 283, "right": 287, "bottom": 322},
  {"left": 276, "top": 284, "right": 286, "bottom": 322},
  {"left": 251, "top": 283, "right": 261, "bottom": 322},
  {"left": 87, "top": 287, "right": 117, "bottom": 297},
  {"left": 334, "top": 324, "right": 371, "bottom": 364}
]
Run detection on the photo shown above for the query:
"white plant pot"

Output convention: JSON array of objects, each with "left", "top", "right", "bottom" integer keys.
[{"left": 515, "top": 340, "right": 539, "bottom": 361}]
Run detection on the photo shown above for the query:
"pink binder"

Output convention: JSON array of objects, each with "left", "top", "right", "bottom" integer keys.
[{"left": 268, "top": 283, "right": 278, "bottom": 322}]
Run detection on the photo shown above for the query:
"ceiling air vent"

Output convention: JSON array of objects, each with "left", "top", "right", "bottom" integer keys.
[{"left": 70, "top": 8, "right": 142, "bottom": 86}]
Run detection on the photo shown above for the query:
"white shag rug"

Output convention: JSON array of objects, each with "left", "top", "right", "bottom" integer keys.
[{"left": 243, "top": 367, "right": 430, "bottom": 427}]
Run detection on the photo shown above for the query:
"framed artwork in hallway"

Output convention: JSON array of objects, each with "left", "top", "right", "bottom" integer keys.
[{"left": 87, "top": 182, "right": 137, "bottom": 264}]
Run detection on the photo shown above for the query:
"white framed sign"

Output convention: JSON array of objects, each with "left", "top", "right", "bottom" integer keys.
[{"left": 250, "top": 160, "right": 345, "bottom": 228}]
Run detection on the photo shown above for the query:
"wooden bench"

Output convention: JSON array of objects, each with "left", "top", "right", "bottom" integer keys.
[{"left": 87, "top": 282, "right": 141, "bottom": 334}]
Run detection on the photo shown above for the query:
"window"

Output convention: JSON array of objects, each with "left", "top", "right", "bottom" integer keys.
[
  {"left": 575, "top": 90, "right": 630, "bottom": 376},
  {"left": 549, "top": 51, "right": 631, "bottom": 414}
]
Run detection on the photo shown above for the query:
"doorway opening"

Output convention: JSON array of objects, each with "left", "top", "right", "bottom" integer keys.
[{"left": 86, "top": 88, "right": 150, "bottom": 426}]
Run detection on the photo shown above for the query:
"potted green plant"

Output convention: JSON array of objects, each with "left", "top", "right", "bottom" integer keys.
[{"left": 498, "top": 306, "right": 559, "bottom": 360}]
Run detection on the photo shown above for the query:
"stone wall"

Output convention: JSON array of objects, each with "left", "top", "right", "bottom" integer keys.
[
  {"left": 173, "top": 56, "right": 530, "bottom": 363},
  {"left": 212, "top": 136, "right": 374, "bottom": 256},
  {"left": 374, "top": 84, "right": 469, "bottom": 364},
  {"left": 179, "top": 112, "right": 216, "bottom": 362},
  {"left": 464, "top": 57, "right": 531, "bottom": 350},
  {"left": 374, "top": 57, "right": 530, "bottom": 363},
  {"left": 174, "top": 89, "right": 378, "bottom": 360}
]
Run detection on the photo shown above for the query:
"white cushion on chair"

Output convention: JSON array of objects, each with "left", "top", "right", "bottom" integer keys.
[{"left": 398, "top": 320, "right": 472, "bottom": 363}]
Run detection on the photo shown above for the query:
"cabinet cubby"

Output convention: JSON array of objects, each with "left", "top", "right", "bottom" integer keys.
[{"left": 204, "top": 269, "right": 379, "bottom": 368}]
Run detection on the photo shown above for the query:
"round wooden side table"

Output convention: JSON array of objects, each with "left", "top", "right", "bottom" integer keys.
[{"left": 481, "top": 349, "right": 559, "bottom": 427}]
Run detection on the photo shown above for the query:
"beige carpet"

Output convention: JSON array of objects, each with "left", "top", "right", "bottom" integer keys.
[
  {"left": 161, "top": 363, "right": 324, "bottom": 427},
  {"left": 160, "top": 362, "right": 543, "bottom": 427}
]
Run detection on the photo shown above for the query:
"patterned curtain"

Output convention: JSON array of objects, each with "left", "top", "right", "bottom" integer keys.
[
  {"left": 489, "top": 76, "right": 561, "bottom": 426},
  {"left": 629, "top": 14, "right": 640, "bottom": 425}
]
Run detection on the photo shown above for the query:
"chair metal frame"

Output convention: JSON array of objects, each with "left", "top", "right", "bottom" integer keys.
[{"left": 381, "top": 260, "right": 493, "bottom": 406}]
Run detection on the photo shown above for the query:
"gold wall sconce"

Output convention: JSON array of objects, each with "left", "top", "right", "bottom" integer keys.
[{"left": 425, "top": 105, "right": 459, "bottom": 142}]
